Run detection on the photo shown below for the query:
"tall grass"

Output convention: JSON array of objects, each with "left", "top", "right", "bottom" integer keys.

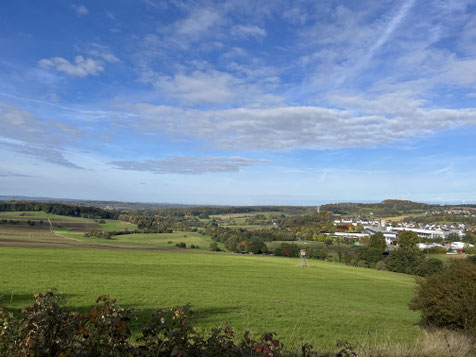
[{"left": 352, "top": 329, "right": 476, "bottom": 357}]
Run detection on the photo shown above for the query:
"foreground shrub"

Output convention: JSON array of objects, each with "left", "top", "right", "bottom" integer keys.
[
  {"left": 2, "top": 289, "right": 362, "bottom": 357},
  {"left": 3, "top": 289, "right": 474, "bottom": 356},
  {"left": 410, "top": 260, "right": 476, "bottom": 331}
]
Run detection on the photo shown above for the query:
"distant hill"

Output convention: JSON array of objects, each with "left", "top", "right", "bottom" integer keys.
[{"left": 321, "top": 199, "right": 439, "bottom": 217}]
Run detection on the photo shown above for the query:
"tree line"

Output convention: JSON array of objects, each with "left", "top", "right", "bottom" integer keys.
[{"left": 0, "top": 201, "right": 119, "bottom": 219}]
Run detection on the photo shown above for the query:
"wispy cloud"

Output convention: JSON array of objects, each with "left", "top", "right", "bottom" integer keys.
[
  {"left": 354, "top": 0, "right": 416, "bottom": 73},
  {"left": 110, "top": 156, "right": 268, "bottom": 174},
  {"left": 231, "top": 25, "right": 266, "bottom": 40},
  {"left": 1, "top": 143, "right": 83, "bottom": 169},
  {"left": 38, "top": 56, "right": 104, "bottom": 77},
  {"left": 0, "top": 102, "right": 83, "bottom": 168},
  {"left": 71, "top": 4, "right": 88, "bottom": 16},
  {"left": 87, "top": 44, "right": 120, "bottom": 63}
]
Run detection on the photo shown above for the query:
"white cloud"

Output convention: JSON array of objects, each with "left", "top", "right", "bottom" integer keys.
[
  {"left": 71, "top": 4, "right": 88, "bottom": 16},
  {"left": 130, "top": 103, "right": 476, "bottom": 151},
  {"left": 176, "top": 8, "right": 221, "bottom": 37},
  {"left": 154, "top": 70, "right": 235, "bottom": 105},
  {"left": 88, "top": 44, "right": 119, "bottom": 63},
  {"left": 282, "top": 7, "right": 308, "bottom": 25},
  {"left": 231, "top": 25, "right": 266, "bottom": 39},
  {"left": 147, "top": 67, "right": 282, "bottom": 106},
  {"left": 105, "top": 11, "right": 115, "bottom": 20},
  {"left": 38, "top": 56, "right": 104, "bottom": 77},
  {"left": 110, "top": 156, "right": 268, "bottom": 174}
]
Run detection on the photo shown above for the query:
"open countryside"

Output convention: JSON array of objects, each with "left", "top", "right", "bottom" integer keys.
[
  {"left": 2, "top": 1, "right": 476, "bottom": 355},
  {"left": 1, "top": 199, "right": 475, "bottom": 355}
]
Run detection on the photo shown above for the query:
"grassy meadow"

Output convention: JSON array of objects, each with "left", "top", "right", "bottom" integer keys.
[
  {"left": 0, "top": 210, "right": 423, "bottom": 349},
  {"left": 0, "top": 245, "right": 420, "bottom": 349}
]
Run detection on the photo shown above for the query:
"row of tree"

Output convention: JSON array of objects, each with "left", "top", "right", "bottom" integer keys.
[{"left": 0, "top": 201, "right": 119, "bottom": 219}]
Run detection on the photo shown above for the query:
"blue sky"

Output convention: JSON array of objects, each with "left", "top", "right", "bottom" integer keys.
[{"left": 1, "top": 0, "right": 476, "bottom": 205}]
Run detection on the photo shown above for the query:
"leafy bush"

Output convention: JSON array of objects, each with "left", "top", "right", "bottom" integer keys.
[
  {"left": 414, "top": 257, "right": 445, "bottom": 277},
  {"left": 354, "top": 247, "right": 385, "bottom": 268},
  {"left": 307, "top": 247, "right": 328, "bottom": 260},
  {"left": 175, "top": 242, "right": 186, "bottom": 248},
  {"left": 385, "top": 250, "right": 423, "bottom": 274},
  {"left": 209, "top": 242, "right": 221, "bottom": 251},
  {"left": 0, "top": 290, "right": 357, "bottom": 356},
  {"left": 274, "top": 243, "right": 300, "bottom": 257},
  {"left": 357, "top": 260, "right": 368, "bottom": 268},
  {"left": 376, "top": 261, "right": 386, "bottom": 271},
  {"left": 342, "top": 250, "right": 356, "bottom": 266},
  {"left": 464, "top": 246, "right": 476, "bottom": 254},
  {"left": 467, "top": 255, "right": 476, "bottom": 265},
  {"left": 428, "top": 246, "right": 447, "bottom": 254},
  {"left": 410, "top": 260, "right": 476, "bottom": 330},
  {"left": 0, "top": 290, "right": 135, "bottom": 356}
]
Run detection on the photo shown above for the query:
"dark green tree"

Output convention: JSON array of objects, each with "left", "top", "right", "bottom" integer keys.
[
  {"left": 246, "top": 237, "right": 268, "bottom": 254},
  {"left": 398, "top": 231, "right": 420, "bottom": 251},
  {"left": 446, "top": 232, "right": 460, "bottom": 242},
  {"left": 368, "top": 232, "right": 387, "bottom": 252}
]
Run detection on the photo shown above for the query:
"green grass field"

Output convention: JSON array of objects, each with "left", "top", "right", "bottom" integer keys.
[
  {"left": 0, "top": 211, "right": 423, "bottom": 349},
  {"left": 63, "top": 231, "right": 223, "bottom": 251},
  {"left": 0, "top": 246, "right": 420, "bottom": 349}
]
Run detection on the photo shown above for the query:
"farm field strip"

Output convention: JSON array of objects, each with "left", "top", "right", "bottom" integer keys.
[{"left": 0, "top": 212, "right": 219, "bottom": 252}]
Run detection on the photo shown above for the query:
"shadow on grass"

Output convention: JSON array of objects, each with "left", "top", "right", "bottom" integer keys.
[{"left": 0, "top": 291, "right": 80, "bottom": 314}]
